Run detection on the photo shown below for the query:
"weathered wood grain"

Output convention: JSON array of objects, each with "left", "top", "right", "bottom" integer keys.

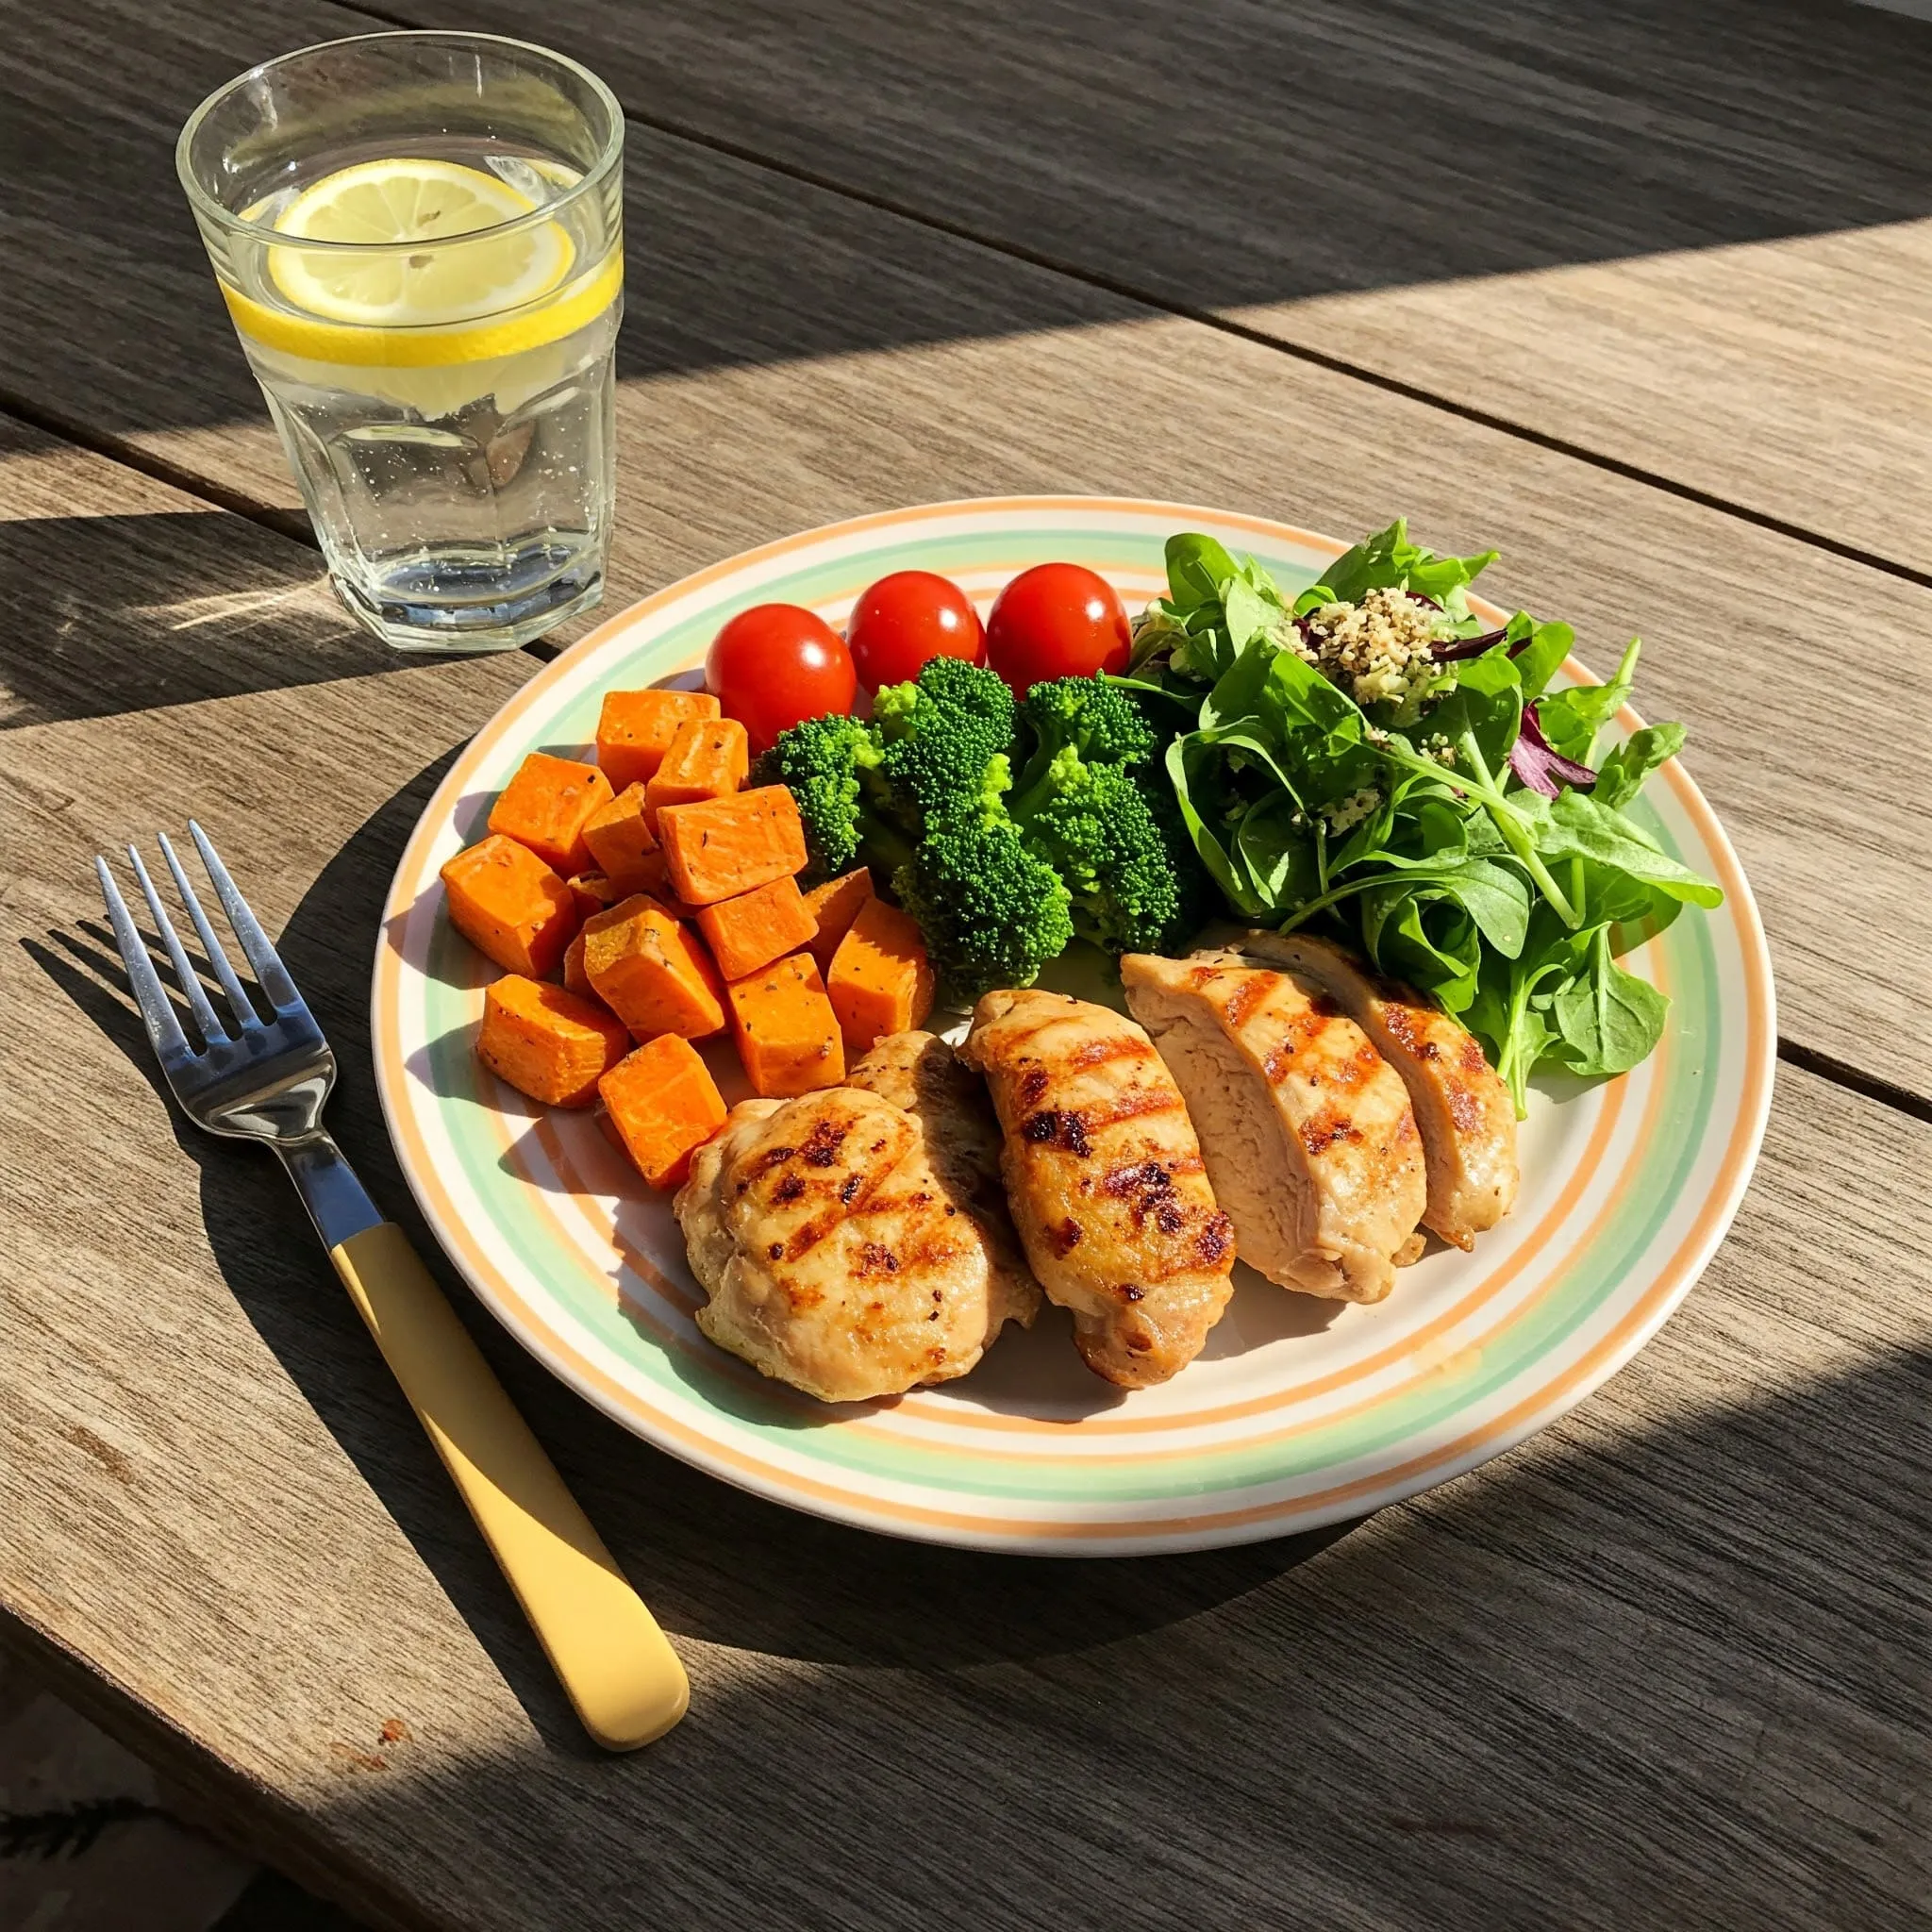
[
  {"left": 0, "top": 417, "right": 416, "bottom": 724},
  {"left": 369, "top": 0, "right": 1932, "bottom": 573},
  {"left": 4, "top": 0, "right": 1931, "bottom": 1095},
  {"left": 2, "top": 657, "right": 1926, "bottom": 1929}
]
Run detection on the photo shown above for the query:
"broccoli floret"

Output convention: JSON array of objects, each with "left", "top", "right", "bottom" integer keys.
[
  {"left": 758, "top": 711, "right": 914, "bottom": 879},
  {"left": 1013, "top": 675, "right": 1156, "bottom": 778},
  {"left": 1007, "top": 675, "right": 1209, "bottom": 954},
  {"left": 874, "top": 658, "right": 1017, "bottom": 817},
  {"left": 761, "top": 659, "right": 1194, "bottom": 990},
  {"left": 893, "top": 816, "right": 1074, "bottom": 1002},
  {"left": 1015, "top": 758, "right": 1191, "bottom": 954}
]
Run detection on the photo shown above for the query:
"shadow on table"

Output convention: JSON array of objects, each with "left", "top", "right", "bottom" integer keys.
[
  {"left": 27, "top": 750, "right": 1348, "bottom": 1744},
  {"left": 11, "top": 0, "right": 1932, "bottom": 445},
  {"left": 0, "top": 510, "right": 402, "bottom": 727},
  {"left": 317, "top": 1342, "right": 1930, "bottom": 1932},
  {"left": 26, "top": 747, "right": 1932, "bottom": 1928}
]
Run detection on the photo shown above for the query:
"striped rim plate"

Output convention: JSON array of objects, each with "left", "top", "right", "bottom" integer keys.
[{"left": 372, "top": 497, "right": 1775, "bottom": 1556}]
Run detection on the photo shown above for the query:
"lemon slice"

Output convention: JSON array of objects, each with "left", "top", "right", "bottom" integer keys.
[{"left": 267, "top": 158, "right": 574, "bottom": 327}]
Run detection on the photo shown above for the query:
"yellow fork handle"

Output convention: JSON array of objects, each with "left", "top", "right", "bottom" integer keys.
[{"left": 329, "top": 1223, "right": 689, "bottom": 1749}]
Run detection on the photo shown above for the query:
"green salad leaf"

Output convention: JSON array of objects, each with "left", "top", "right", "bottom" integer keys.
[{"left": 1131, "top": 520, "right": 1721, "bottom": 1113}]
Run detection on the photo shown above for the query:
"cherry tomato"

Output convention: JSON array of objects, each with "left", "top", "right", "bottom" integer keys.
[
  {"left": 705, "top": 603, "right": 857, "bottom": 752},
  {"left": 844, "top": 570, "right": 986, "bottom": 691},
  {"left": 984, "top": 563, "right": 1131, "bottom": 696}
]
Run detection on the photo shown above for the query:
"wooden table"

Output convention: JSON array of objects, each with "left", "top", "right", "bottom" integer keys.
[{"left": 4, "top": 3, "right": 1929, "bottom": 1926}]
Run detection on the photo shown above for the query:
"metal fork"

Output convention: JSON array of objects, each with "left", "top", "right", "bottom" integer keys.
[{"left": 96, "top": 824, "right": 688, "bottom": 1750}]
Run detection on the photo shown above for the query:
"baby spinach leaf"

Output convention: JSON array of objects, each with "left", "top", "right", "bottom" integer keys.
[
  {"left": 1235, "top": 794, "right": 1321, "bottom": 909},
  {"left": 1538, "top": 637, "right": 1641, "bottom": 766},
  {"left": 1165, "top": 533, "right": 1239, "bottom": 612},
  {"left": 1421, "top": 647, "right": 1523, "bottom": 776},
  {"left": 1509, "top": 616, "right": 1575, "bottom": 703},
  {"left": 1549, "top": 930, "right": 1672, "bottom": 1075},
  {"left": 1222, "top": 576, "right": 1274, "bottom": 653}
]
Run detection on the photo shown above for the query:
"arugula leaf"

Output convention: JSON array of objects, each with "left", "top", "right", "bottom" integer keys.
[
  {"left": 1594, "top": 721, "right": 1686, "bottom": 810},
  {"left": 1532, "top": 789, "right": 1724, "bottom": 909},
  {"left": 1295, "top": 518, "right": 1499, "bottom": 626},
  {"left": 1539, "top": 637, "right": 1641, "bottom": 766}
]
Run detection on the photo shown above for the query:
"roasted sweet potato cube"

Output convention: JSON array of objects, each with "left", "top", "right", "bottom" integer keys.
[
  {"left": 598, "top": 1035, "right": 728, "bottom": 1190},
  {"left": 582, "top": 893, "right": 725, "bottom": 1041},
  {"left": 644, "top": 717, "right": 750, "bottom": 823},
  {"left": 695, "top": 875, "right": 818, "bottom": 982},
  {"left": 595, "top": 689, "right": 722, "bottom": 791},
  {"left": 724, "top": 951, "right": 845, "bottom": 1098},
  {"left": 579, "top": 783, "right": 666, "bottom": 897},
  {"left": 657, "top": 786, "right": 808, "bottom": 907},
  {"left": 487, "top": 751, "right": 614, "bottom": 876},
  {"left": 475, "top": 974, "right": 632, "bottom": 1108},
  {"left": 567, "top": 872, "right": 624, "bottom": 921},
  {"left": 827, "top": 895, "right": 935, "bottom": 1053},
  {"left": 802, "top": 868, "right": 875, "bottom": 973},
  {"left": 440, "top": 834, "right": 578, "bottom": 979}
]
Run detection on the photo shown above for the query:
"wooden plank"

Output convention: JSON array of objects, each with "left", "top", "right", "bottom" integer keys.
[
  {"left": 2, "top": 650, "right": 1925, "bottom": 1927},
  {"left": 4, "top": 0, "right": 1930, "bottom": 1094},
  {"left": 362, "top": 0, "right": 1932, "bottom": 574},
  {"left": 0, "top": 417, "right": 416, "bottom": 724}
]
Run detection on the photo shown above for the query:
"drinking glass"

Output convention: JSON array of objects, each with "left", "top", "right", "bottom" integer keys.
[{"left": 178, "top": 33, "right": 624, "bottom": 652}]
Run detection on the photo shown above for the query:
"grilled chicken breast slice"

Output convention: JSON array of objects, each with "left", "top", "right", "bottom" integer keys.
[
  {"left": 958, "top": 990, "right": 1235, "bottom": 1388},
  {"left": 847, "top": 1030, "right": 1041, "bottom": 1334},
  {"left": 1202, "top": 927, "right": 1518, "bottom": 1251},
  {"left": 675, "top": 1084, "right": 1030, "bottom": 1403},
  {"left": 1120, "top": 955, "right": 1426, "bottom": 1303}
]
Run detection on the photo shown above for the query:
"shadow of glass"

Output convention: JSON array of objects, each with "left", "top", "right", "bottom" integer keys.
[{"left": 0, "top": 512, "right": 413, "bottom": 726}]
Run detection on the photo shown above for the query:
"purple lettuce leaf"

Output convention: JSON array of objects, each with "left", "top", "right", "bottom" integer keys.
[{"left": 1507, "top": 702, "right": 1598, "bottom": 798}]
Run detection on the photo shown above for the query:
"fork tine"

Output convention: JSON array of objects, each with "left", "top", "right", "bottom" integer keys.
[
  {"left": 188, "top": 821, "right": 300, "bottom": 1009},
  {"left": 126, "top": 844, "right": 229, "bottom": 1044},
  {"left": 158, "top": 831, "right": 258, "bottom": 1029},
  {"left": 95, "top": 857, "right": 193, "bottom": 1064}
]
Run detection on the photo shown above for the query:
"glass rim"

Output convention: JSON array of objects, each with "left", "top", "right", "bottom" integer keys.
[{"left": 175, "top": 28, "right": 625, "bottom": 255}]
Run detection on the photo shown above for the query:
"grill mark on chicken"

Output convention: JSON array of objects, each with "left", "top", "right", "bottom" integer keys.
[
  {"left": 1085, "top": 1089, "right": 1188, "bottom": 1130},
  {"left": 800, "top": 1116, "right": 852, "bottom": 1166},
  {"left": 1299, "top": 1110, "right": 1362, "bottom": 1157},
  {"left": 1122, "top": 951, "right": 1426, "bottom": 1304},
  {"left": 1181, "top": 927, "right": 1518, "bottom": 1258},
  {"left": 772, "top": 1173, "right": 806, "bottom": 1204},
  {"left": 963, "top": 989, "right": 1235, "bottom": 1387},
  {"left": 1221, "top": 974, "right": 1273, "bottom": 1032},
  {"left": 1196, "top": 1212, "right": 1234, "bottom": 1265},
  {"left": 1068, "top": 1035, "right": 1158, "bottom": 1072},
  {"left": 1022, "top": 1108, "right": 1091, "bottom": 1156}
]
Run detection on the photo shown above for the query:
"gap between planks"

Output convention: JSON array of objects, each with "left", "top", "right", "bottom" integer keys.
[
  {"left": 11, "top": 0, "right": 1931, "bottom": 602},
  {"left": 325, "top": 0, "right": 1932, "bottom": 598}
]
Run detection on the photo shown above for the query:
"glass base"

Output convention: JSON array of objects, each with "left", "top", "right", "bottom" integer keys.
[{"left": 328, "top": 541, "right": 606, "bottom": 654}]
